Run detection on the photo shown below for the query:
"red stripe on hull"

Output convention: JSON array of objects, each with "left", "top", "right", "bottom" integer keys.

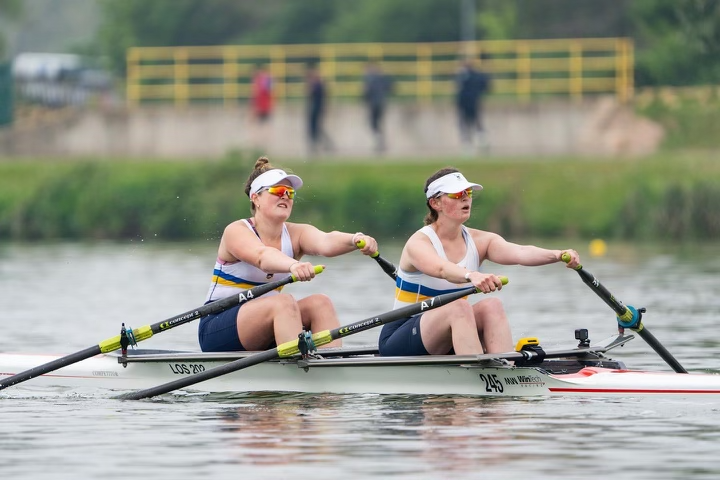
[{"left": 550, "top": 388, "right": 720, "bottom": 394}]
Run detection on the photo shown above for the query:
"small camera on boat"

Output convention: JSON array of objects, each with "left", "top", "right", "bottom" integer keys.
[{"left": 575, "top": 328, "right": 590, "bottom": 347}]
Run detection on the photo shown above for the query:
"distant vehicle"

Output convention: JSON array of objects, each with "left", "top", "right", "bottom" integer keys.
[
  {"left": 12, "top": 52, "right": 115, "bottom": 107},
  {"left": 12, "top": 52, "right": 83, "bottom": 81}
]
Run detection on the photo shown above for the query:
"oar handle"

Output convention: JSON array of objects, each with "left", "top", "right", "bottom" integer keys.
[{"left": 356, "top": 239, "right": 397, "bottom": 280}]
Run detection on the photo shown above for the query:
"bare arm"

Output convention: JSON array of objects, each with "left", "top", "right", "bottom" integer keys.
[
  {"left": 401, "top": 231, "right": 504, "bottom": 293},
  {"left": 221, "top": 221, "right": 299, "bottom": 273},
  {"left": 291, "top": 223, "right": 378, "bottom": 258},
  {"left": 483, "top": 232, "right": 580, "bottom": 268}
]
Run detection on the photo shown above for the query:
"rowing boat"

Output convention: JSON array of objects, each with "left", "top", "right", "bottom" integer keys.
[
  {"left": 2, "top": 331, "right": 719, "bottom": 397},
  {"left": 2, "top": 252, "right": 718, "bottom": 399}
]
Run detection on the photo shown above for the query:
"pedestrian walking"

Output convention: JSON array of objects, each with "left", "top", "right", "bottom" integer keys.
[
  {"left": 456, "top": 58, "right": 491, "bottom": 153},
  {"left": 363, "top": 61, "right": 393, "bottom": 153}
]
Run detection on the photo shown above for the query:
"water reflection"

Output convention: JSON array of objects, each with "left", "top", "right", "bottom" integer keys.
[
  {"left": 371, "top": 395, "right": 518, "bottom": 473},
  {"left": 207, "top": 393, "right": 523, "bottom": 472},
  {"left": 201, "top": 391, "right": 720, "bottom": 479}
]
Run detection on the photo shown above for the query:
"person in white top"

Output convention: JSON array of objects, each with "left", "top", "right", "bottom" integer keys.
[
  {"left": 199, "top": 156, "right": 378, "bottom": 352},
  {"left": 379, "top": 167, "right": 580, "bottom": 357}
]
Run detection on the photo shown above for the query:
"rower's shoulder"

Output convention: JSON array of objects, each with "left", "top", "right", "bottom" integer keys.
[
  {"left": 467, "top": 227, "right": 501, "bottom": 242},
  {"left": 224, "top": 218, "right": 252, "bottom": 233}
]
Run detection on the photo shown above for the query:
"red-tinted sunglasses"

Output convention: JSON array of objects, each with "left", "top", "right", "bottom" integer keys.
[
  {"left": 261, "top": 185, "right": 295, "bottom": 199},
  {"left": 445, "top": 188, "right": 473, "bottom": 199}
]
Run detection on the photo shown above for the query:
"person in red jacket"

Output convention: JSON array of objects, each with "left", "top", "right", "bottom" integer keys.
[{"left": 251, "top": 64, "right": 273, "bottom": 122}]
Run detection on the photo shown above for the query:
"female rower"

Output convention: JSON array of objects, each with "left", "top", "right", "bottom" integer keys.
[
  {"left": 199, "top": 156, "right": 378, "bottom": 352},
  {"left": 379, "top": 167, "right": 581, "bottom": 356}
]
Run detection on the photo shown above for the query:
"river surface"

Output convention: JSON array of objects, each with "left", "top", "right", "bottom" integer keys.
[{"left": 1, "top": 240, "right": 719, "bottom": 480}]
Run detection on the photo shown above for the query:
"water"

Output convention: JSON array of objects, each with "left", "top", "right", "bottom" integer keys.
[{"left": 1, "top": 241, "right": 720, "bottom": 480}]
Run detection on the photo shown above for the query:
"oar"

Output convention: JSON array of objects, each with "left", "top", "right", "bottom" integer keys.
[
  {"left": 356, "top": 239, "right": 397, "bottom": 280},
  {"left": 117, "top": 276, "right": 509, "bottom": 400},
  {"left": 0, "top": 266, "right": 324, "bottom": 391},
  {"left": 562, "top": 253, "right": 687, "bottom": 374}
]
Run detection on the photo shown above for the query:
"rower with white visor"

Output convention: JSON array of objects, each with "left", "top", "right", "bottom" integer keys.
[
  {"left": 379, "top": 167, "right": 581, "bottom": 357},
  {"left": 199, "top": 156, "right": 379, "bottom": 353}
]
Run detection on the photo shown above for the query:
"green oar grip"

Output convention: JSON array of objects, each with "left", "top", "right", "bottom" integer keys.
[
  {"left": 561, "top": 252, "right": 580, "bottom": 269},
  {"left": 290, "top": 264, "right": 325, "bottom": 281},
  {"left": 355, "top": 239, "right": 378, "bottom": 258}
]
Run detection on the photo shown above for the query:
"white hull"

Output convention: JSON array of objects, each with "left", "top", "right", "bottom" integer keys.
[{"left": 2, "top": 336, "right": 720, "bottom": 397}]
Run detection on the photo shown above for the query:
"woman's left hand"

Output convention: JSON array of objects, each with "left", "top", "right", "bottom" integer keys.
[
  {"left": 355, "top": 234, "right": 378, "bottom": 256},
  {"left": 560, "top": 249, "right": 580, "bottom": 268}
]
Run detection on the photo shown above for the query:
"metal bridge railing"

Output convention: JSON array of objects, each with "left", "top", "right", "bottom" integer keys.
[{"left": 126, "top": 37, "right": 634, "bottom": 106}]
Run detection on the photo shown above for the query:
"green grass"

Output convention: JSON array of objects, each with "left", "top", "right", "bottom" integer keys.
[{"left": 1, "top": 151, "right": 719, "bottom": 242}]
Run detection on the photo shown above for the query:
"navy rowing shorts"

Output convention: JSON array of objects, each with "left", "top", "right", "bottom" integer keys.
[
  {"left": 198, "top": 304, "right": 244, "bottom": 352},
  {"left": 378, "top": 314, "right": 430, "bottom": 356}
]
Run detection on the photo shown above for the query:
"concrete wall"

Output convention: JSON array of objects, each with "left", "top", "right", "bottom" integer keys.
[{"left": 0, "top": 97, "right": 663, "bottom": 159}]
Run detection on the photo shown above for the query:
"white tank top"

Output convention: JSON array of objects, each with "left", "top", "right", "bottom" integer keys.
[
  {"left": 393, "top": 225, "right": 480, "bottom": 308},
  {"left": 205, "top": 219, "right": 294, "bottom": 302}
]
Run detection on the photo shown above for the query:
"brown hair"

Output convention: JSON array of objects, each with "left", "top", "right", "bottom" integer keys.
[
  {"left": 244, "top": 156, "right": 298, "bottom": 214},
  {"left": 244, "top": 156, "right": 273, "bottom": 197},
  {"left": 423, "top": 166, "right": 461, "bottom": 225}
]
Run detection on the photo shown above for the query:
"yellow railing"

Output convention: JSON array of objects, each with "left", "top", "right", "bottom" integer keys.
[{"left": 126, "top": 37, "right": 634, "bottom": 106}]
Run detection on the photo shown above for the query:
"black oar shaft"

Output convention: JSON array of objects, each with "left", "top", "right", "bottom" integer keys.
[
  {"left": 0, "top": 269, "right": 320, "bottom": 391},
  {"left": 572, "top": 266, "right": 629, "bottom": 319},
  {"left": 370, "top": 252, "right": 397, "bottom": 280},
  {"left": 356, "top": 240, "right": 397, "bottom": 280},
  {"left": 0, "top": 346, "right": 102, "bottom": 389},
  {"left": 146, "top": 279, "right": 289, "bottom": 338},
  {"left": 327, "top": 284, "right": 483, "bottom": 342},
  {"left": 119, "top": 280, "right": 507, "bottom": 401},
  {"left": 635, "top": 327, "right": 687, "bottom": 374},
  {"left": 562, "top": 254, "right": 687, "bottom": 374}
]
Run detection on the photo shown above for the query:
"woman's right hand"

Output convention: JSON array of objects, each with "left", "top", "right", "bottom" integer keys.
[
  {"left": 354, "top": 233, "right": 378, "bottom": 256},
  {"left": 290, "top": 261, "right": 319, "bottom": 282},
  {"left": 466, "top": 271, "right": 504, "bottom": 294}
]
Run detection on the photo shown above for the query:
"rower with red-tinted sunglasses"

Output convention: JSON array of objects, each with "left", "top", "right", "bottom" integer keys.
[
  {"left": 379, "top": 167, "right": 581, "bottom": 359},
  {"left": 198, "top": 156, "right": 379, "bottom": 354}
]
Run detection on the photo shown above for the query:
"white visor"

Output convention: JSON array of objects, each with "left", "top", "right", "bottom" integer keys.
[
  {"left": 425, "top": 172, "right": 483, "bottom": 199},
  {"left": 249, "top": 169, "right": 304, "bottom": 196}
]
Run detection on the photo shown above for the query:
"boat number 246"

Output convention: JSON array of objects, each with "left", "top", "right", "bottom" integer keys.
[{"left": 479, "top": 373, "right": 504, "bottom": 393}]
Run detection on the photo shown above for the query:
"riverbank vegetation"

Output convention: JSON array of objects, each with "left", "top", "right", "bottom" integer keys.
[{"left": 1, "top": 151, "right": 718, "bottom": 243}]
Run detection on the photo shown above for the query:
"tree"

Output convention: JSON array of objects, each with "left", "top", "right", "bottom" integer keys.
[
  {"left": 96, "top": 0, "right": 283, "bottom": 74},
  {"left": 477, "top": 0, "right": 518, "bottom": 40},
  {"left": 630, "top": 0, "right": 720, "bottom": 86},
  {"left": 0, "top": 0, "right": 22, "bottom": 60},
  {"left": 322, "top": 0, "right": 461, "bottom": 43}
]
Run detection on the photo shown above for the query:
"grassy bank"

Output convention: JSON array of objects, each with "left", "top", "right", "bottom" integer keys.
[{"left": 1, "top": 151, "right": 719, "bottom": 242}]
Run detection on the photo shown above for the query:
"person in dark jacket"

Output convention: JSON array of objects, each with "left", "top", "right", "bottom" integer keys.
[
  {"left": 363, "top": 61, "right": 393, "bottom": 153},
  {"left": 456, "top": 58, "right": 491, "bottom": 153},
  {"left": 306, "top": 64, "right": 333, "bottom": 154}
]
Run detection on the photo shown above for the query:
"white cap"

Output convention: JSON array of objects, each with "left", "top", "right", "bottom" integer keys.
[
  {"left": 425, "top": 172, "right": 482, "bottom": 199},
  {"left": 249, "top": 169, "right": 304, "bottom": 196}
]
